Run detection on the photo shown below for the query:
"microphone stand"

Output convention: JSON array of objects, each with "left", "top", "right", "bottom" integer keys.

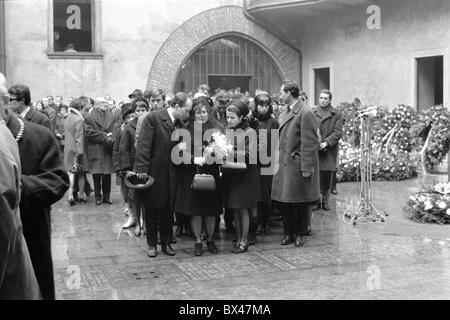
[{"left": 343, "top": 107, "right": 389, "bottom": 225}]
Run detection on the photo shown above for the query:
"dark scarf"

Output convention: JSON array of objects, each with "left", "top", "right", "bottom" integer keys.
[
  {"left": 252, "top": 109, "right": 271, "bottom": 122},
  {"left": 233, "top": 119, "right": 250, "bottom": 131}
]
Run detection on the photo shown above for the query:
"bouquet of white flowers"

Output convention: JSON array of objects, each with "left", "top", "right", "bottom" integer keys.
[
  {"left": 203, "top": 132, "right": 233, "bottom": 162},
  {"left": 404, "top": 182, "right": 450, "bottom": 224}
]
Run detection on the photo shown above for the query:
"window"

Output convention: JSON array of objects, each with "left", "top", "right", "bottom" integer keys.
[
  {"left": 174, "top": 35, "right": 282, "bottom": 95},
  {"left": 53, "top": 0, "right": 92, "bottom": 52},
  {"left": 416, "top": 55, "right": 443, "bottom": 111},
  {"left": 48, "top": 0, "right": 101, "bottom": 59}
]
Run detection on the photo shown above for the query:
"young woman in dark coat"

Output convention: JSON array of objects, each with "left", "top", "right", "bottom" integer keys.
[
  {"left": 223, "top": 99, "right": 260, "bottom": 254},
  {"left": 252, "top": 93, "right": 279, "bottom": 236},
  {"left": 119, "top": 98, "right": 150, "bottom": 236},
  {"left": 174, "top": 98, "right": 224, "bottom": 256}
]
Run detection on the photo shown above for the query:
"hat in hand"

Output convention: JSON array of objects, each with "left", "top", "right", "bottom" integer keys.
[{"left": 124, "top": 172, "right": 154, "bottom": 190}]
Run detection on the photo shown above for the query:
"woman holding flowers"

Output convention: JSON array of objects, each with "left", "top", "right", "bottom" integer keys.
[
  {"left": 223, "top": 99, "right": 260, "bottom": 254},
  {"left": 174, "top": 97, "right": 224, "bottom": 256}
]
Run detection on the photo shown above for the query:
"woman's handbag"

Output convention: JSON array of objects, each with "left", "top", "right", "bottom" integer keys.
[
  {"left": 191, "top": 166, "right": 216, "bottom": 192},
  {"left": 221, "top": 161, "right": 247, "bottom": 172}
]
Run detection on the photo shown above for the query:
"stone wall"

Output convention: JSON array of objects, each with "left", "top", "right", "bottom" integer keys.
[
  {"left": 4, "top": 0, "right": 244, "bottom": 101},
  {"left": 147, "top": 6, "right": 300, "bottom": 94},
  {"left": 294, "top": 0, "right": 450, "bottom": 108}
]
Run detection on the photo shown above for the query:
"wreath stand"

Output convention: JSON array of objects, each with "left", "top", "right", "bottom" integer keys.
[{"left": 343, "top": 107, "right": 389, "bottom": 225}]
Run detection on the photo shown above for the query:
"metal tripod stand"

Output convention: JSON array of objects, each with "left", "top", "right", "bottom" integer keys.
[{"left": 343, "top": 107, "right": 389, "bottom": 225}]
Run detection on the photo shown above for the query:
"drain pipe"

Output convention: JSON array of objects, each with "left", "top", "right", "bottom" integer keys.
[
  {"left": 242, "top": 0, "right": 302, "bottom": 87},
  {"left": 0, "top": 0, "right": 5, "bottom": 76}
]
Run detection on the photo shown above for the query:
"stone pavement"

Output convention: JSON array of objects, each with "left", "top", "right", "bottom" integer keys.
[{"left": 51, "top": 173, "right": 450, "bottom": 300}]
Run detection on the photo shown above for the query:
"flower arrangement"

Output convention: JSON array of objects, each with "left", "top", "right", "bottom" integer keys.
[
  {"left": 404, "top": 182, "right": 450, "bottom": 224},
  {"left": 337, "top": 102, "right": 420, "bottom": 182},
  {"left": 411, "top": 105, "right": 450, "bottom": 171},
  {"left": 203, "top": 132, "right": 233, "bottom": 162}
]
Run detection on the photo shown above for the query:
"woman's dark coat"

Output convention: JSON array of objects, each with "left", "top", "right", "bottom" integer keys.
[
  {"left": 223, "top": 121, "right": 260, "bottom": 209},
  {"left": 119, "top": 117, "right": 138, "bottom": 171},
  {"left": 256, "top": 116, "right": 279, "bottom": 203},
  {"left": 174, "top": 119, "right": 224, "bottom": 216}
]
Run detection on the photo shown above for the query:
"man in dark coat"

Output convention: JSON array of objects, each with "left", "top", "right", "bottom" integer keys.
[
  {"left": 8, "top": 84, "right": 52, "bottom": 130},
  {"left": 2, "top": 104, "right": 69, "bottom": 300},
  {"left": 85, "top": 98, "right": 117, "bottom": 205},
  {"left": 0, "top": 75, "right": 41, "bottom": 300},
  {"left": 271, "top": 81, "right": 320, "bottom": 247},
  {"left": 313, "top": 89, "right": 343, "bottom": 210},
  {"left": 134, "top": 92, "right": 192, "bottom": 258}
]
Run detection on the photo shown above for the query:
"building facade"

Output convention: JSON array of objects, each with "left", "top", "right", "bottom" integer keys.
[{"left": 1, "top": 0, "right": 450, "bottom": 111}]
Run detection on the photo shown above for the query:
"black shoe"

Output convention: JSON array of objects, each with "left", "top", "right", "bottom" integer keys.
[
  {"left": 206, "top": 241, "right": 218, "bottom": 254},
  {"left": 331, "top": 188, "right": 338, "bottom": 195},
  {"left": 147, "top": 246, "right": 157, "bottom": 258},
  {"left": 295, "top": 235, "right": 305, "bottom": 247},
  {"left": 68, "top": 199, "right": 76, "bottom": 206},
  {"left": 234, "top": 242, "right": 248, "bottom": 254},
  {"left": 281, "top": 234, "right": 294, "bottom": 245},
  {"left": 103, "top": 199, "right": 113, "bottom": 205},
  {"left": 95, "top": 199, "right": 102, "bottom": 205},
  {"left": 171, "top": 236, "right": 177, "bottom": 244},
  {"left": 193, "top": 243, "right": 203, "bottom": 256},
  {"left": 322, "top": 202, "right": 331, "bottom": 211},
  {"left": 161, "top": 244, "right": 176, "bottom": 256}
]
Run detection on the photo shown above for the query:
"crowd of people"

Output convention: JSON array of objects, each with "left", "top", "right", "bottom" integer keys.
[{"left": 0, "top": 71, "right": 343, "bottom": 299}]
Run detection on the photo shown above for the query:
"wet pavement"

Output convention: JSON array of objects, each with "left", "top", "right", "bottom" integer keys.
[{"left": 51, "top": 173, "right": 450, "bottom": 300}]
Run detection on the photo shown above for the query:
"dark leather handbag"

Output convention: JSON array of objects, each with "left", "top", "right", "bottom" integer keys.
[
  {"left": 191, "top": 166, "right": 216, "bottom": 192},
  {"left": 221, "top": 161, "right": 247, "bottom": 172}
]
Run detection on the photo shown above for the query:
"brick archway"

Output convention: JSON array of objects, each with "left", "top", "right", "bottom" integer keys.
[{"left": 147, "top": 6, "right": 300, "bottom": 94}]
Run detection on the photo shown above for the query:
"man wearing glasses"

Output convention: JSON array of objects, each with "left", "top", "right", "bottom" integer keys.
[{"left": 8, "top": 84, "right": 51, "bottom": 130}]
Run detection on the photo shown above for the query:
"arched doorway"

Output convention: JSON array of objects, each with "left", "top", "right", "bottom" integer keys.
[
  {"left": 174, "top": 35, "right": 282, "bottom": 95},
  {"left": 146, "top": 6, "right": 300, "bottom": 95}
]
